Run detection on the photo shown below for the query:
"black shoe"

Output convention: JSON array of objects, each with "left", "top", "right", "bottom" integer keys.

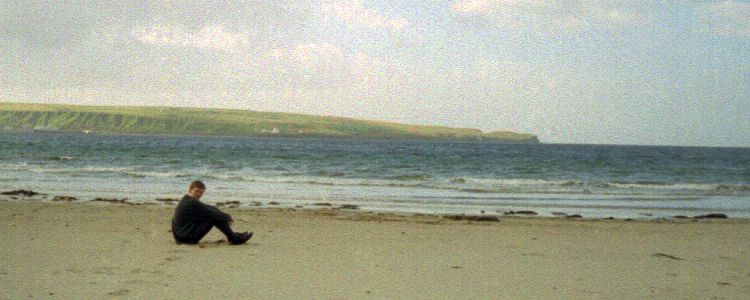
[{"left": 231, "top": 232, "right": 253, "bottom": 245}]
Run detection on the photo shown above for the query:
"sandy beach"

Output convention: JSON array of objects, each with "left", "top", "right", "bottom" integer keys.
[{"left": 1, "top": 201, "right": 749, "bottom": 299}]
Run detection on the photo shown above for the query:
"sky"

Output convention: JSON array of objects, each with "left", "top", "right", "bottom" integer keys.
[{"left": 1, "top": 1, "right": 749, "bottom": 147}]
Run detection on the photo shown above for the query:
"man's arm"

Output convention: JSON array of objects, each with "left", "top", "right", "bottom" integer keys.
[{"left": 193, "top": 202, "right": 232, "bottom": 223}]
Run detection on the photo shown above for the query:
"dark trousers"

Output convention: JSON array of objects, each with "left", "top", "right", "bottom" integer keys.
[{"left": 174, "top": 221, "right": 236, "bottom": 244}]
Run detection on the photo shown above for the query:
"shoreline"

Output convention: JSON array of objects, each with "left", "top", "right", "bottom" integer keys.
[
  {"left": 0, "top": 189, "right": 743, "bottom": 221},
  {"left": 2, "top": 200, "right": 749, "bottom": 298},
  {"left": 3, "top": 130, "right": 542, "bottom": 144}
]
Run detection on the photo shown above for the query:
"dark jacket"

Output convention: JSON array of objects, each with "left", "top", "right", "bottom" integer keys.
[{"left": 171, "top": 195, "right": 232, "bottom": 240}]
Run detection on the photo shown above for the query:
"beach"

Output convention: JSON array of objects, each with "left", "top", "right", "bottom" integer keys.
[{"left": 2, "top": 201, "right": 749, "bottom": 299}]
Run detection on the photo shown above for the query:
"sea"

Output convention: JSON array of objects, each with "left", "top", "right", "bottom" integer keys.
[{"left": 1, "top": 132, "right": 749, "bottom": 219}]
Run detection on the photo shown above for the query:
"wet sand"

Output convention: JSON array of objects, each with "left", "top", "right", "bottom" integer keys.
[{"left": 1, "top": 201, "right": 749, "bottom": 299}]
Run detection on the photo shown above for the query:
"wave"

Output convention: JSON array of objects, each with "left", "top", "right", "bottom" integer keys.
[
  {"left": 716, "top": 184, "right": 750, "bottom": 192},
  {"left": 204, "top": 175, "right": 244, "bottom": 181},
  {"left": 0, "top": 163, "right": 192, "bottom": 179},
  {"left": 0, "top": 176, "right": 17, "bottom": 182},
  {"left": 314, "top": 170, "right": 346, "bottom": 177},
  {"left": 457, "top": 178, "right": 748, "bottom": 190},
  {"left": 603, "top": 182, "right": 749, "bottom": 192},
  {"left": 232, "top": 176, "right": 750, "bottom": 197},
  {"left": 0, "top": 163, "right": 28, "bottom": 172},
  {"left": 385, "top": 174, "right": 432, "bottom": 181},
  {"left": 2, "top": 160, "right": 747, "bottom": 197},
  {"left": 44, "top": 156, "right": 75, "bottom": 161},
  {"left": 457, "top": 188, "right": 497, "bottom": 194}
]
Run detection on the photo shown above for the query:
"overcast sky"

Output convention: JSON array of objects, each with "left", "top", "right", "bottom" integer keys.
[{"left": 1, "top": 1, "right": 749, "bottom": 146}]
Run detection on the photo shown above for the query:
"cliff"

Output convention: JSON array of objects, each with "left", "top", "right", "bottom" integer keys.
[{"left": 0, "top": 103, "right": 539, "bottom": 143}]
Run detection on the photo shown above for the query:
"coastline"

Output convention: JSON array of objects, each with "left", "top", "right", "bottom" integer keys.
[
  {"left": 0, "top": 103, "right": 540, "bottom": 143},
  {"left": 1, "top": 188, "right": 745, "bottom": 221},
  {"left": 2, "top": 130, "right": 541, "bottom": 144},
  {"left": 0, "top": 188, "right": 745, "bottom": 221},
  {"left": 2, "top": 200, "right": 749, "bottom": 299}
]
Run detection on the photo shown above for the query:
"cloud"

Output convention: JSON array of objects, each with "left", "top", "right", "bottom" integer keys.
[
  {"left": 264, "top": 43, "right": 347, "bottom": 87},
  {"left": 322, "top": 0, "right": 409, "bottom": 32},
  {"left": 702, "top": 1, "right": 750, "bottom": 38},
  {"left": 452, "top": 0, "right": 648, "bottom": 30},
  {"left": 133, "top": 24, "right": 251, "bottom": 52},
  {"left": 452, "top": 0, "right": 529, "bottom": 15},
  {"left": 262, "top": 42, "right": 404, "bottom": 90},
  {"left": 580, "top": 2, "right": 646, "bottom": 25},
  {"left": 471, "top": 58, "right": 556, "bottom": 89},
  {"left": 270, "top": 43, "right": 344, "bottom": 65}
]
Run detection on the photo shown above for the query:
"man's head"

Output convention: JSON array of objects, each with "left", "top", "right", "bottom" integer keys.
[{"left": 188, "top": 180, "right": 206, "bottom": 200}]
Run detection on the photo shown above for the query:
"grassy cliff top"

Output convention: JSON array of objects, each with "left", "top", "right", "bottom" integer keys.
[{"left": 0, "top": 102, "right": 539, "bottom": 143}]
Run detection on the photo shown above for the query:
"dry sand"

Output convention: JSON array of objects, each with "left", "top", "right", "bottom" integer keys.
[{"left": 1, "top": 201, "right": 749, "bottom": 299}]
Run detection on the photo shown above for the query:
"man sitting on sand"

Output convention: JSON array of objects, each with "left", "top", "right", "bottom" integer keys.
[{"left": 172, "top": 180, "right": 253, "bottom": 245}]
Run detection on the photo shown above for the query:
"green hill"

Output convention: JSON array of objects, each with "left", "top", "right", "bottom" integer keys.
[{"left": 0, "top": 103, "right": 539, "bottom": 143}]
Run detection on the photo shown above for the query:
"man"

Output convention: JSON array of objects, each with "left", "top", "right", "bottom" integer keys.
[{"left": 171, "top": 180, "right": 253, "bottom": 245}]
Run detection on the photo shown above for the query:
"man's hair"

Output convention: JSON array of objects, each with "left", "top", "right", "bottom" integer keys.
[{"left": 189, "top": 180, "right": 206, "bottom": 190}]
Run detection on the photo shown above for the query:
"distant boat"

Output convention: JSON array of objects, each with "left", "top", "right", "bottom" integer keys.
[
  {"left": 32, "top": 126, "right": 59, "bottom": 133},
  {"left": 260, "top": 127, "right": 280, "bottom": 134}
]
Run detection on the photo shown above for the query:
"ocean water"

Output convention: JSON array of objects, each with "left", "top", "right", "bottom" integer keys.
[{"left": 1, "top": 132, "right": 749, "bottom": 218}]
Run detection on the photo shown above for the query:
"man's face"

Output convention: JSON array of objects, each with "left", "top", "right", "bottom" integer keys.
[{"left": 189, "top": 187, "right": 205, "bottom": 200}]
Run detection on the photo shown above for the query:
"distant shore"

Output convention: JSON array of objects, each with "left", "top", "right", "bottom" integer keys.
[
  {"left": 2, "top": 200, "right": 748, "bottom": 299},
  {"left": 1, "top": 129, "right": 542, "bottom": 144},
  {"left": 0, "top": 103, "right": 540, "bottom": 143}
]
